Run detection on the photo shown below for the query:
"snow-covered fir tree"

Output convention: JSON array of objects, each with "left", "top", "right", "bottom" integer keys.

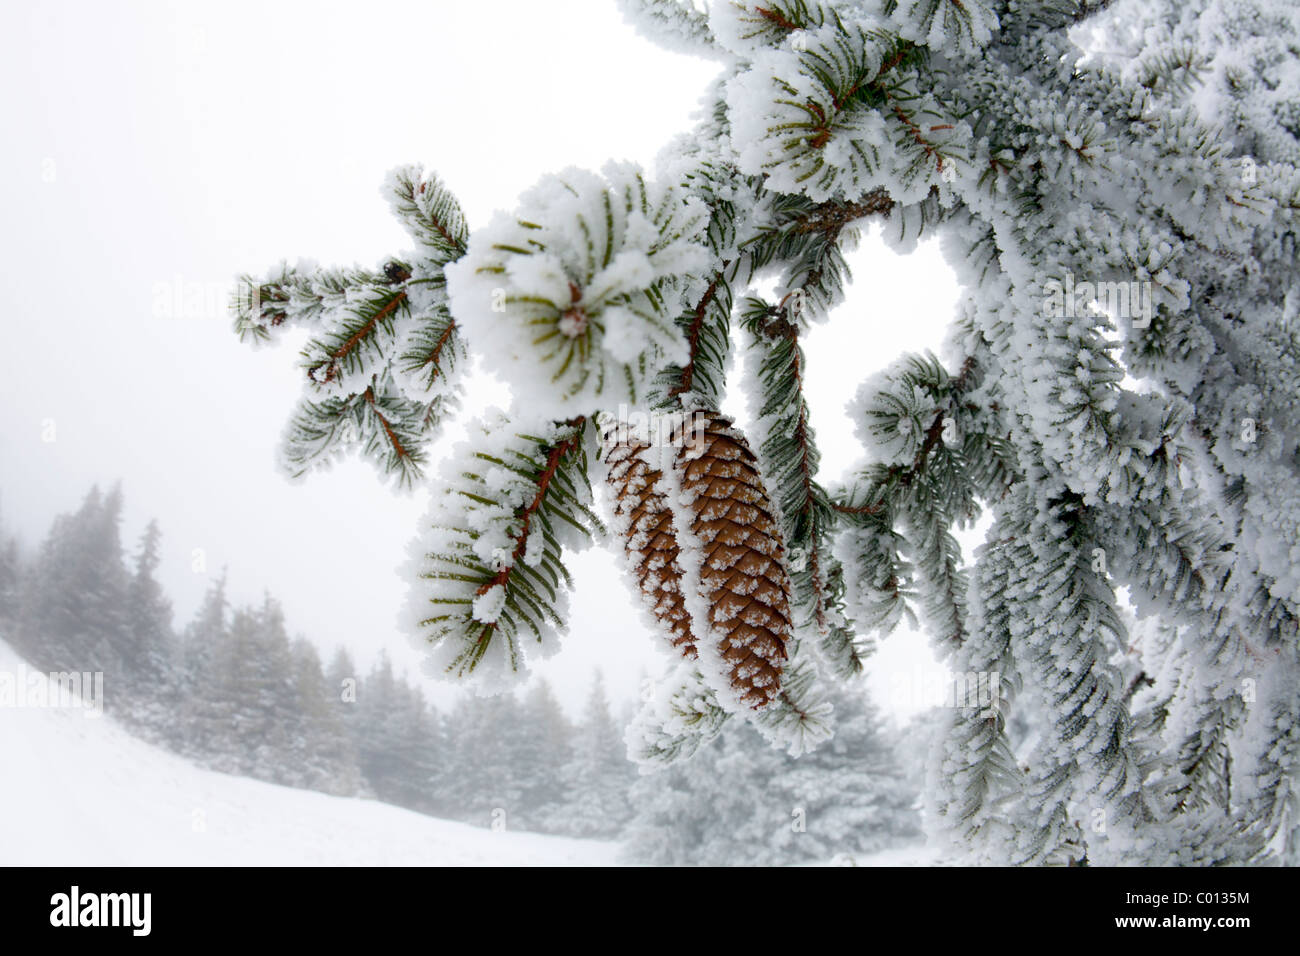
[
  {"left": 0, "top": 507, "right": 21, "bottom": 628},
  {"left": 120, "top": 520, "right": 177, "bottom": 731},
  {"left": 176, "top": 574, "right": 232, "bottom": 757},
  {"left": 624, "top": 679, "right": 918, "bottom": 864},
  {"left": 289, "top": 638, "right": 364, "bottom": 796},
  {"left": 514, "top": 681, "right": 576, "bottom": 828},
  {"left": 546, "top": 675, "right": 637, "bottom": 837},
  {"left": 14, "top": 485, "right": 132, "bottom": 694},
  {"left": 231, "top": 0, "right": 1300, "bottom": 864},
  {"left": 352, "top": 652, "right": 442, "bottom": 814},
  {"left": 433, "top": 692, "right": 530, "bottom": 828}
]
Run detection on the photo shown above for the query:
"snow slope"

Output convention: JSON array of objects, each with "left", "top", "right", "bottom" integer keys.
[
  {"left": 0, "top": 640, "right": 935, "bottom": 866},
  {"left": 0, "top": 640, "right": 617, "bottom": 866}
]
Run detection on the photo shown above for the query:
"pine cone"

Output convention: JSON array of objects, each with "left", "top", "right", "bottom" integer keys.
[
  {"left": 673, "top": 411, "right": 792, "bottom": 709},
  {"left": 603, "top": 429, "right": 699, "bottom": 660}
]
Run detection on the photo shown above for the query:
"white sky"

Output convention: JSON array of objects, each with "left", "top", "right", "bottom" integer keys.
[{"left": 0, "top": 0, "right": 962, "bottom": 719}]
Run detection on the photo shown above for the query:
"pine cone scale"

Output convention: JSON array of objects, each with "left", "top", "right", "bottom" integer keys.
[
  {"left": 605, "top": 412, "right": 794, "bottom": 708},
  {"left": 677, "top": 411, "right": 793, "bottom": 709},
  {"left": 604, "top": 432, "right": 700, "bottom": 662}
]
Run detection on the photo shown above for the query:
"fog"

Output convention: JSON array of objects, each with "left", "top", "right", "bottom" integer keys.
[{"left": 0, "top": 0, "right": 958, "bottom": 715}]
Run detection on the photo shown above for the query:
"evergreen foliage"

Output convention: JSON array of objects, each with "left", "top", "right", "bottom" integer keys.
[{"left": 226, "top": 0, "right": 1300, "bottom": 863}]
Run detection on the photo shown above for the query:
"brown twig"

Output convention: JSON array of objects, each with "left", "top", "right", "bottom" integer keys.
[
  {"left": 832, "top": 500, "right": 883, "bottom": 516},
  {"left": 755, "top": 6, "right": 800, "bottom": 31},
  {"left": 363, "top": 386, "right": 411, "bottom": 463},
  {"left": 671, "top": 270, "right": 727, "bottom": 400},
  {"left": 419, "top": 320, "right": 458, "bottom": 377},
  {"left": 791, "top": 189, "right": 895, "bottom": 236},
  {"left": 414, "top": 180, "right": 466, "bottom": 253},
  {"left": 475, "top": 419, "right": 587, "bottom": 597},
  {"left": 311, "top": 291, "right": 408, "bottom": 383}
]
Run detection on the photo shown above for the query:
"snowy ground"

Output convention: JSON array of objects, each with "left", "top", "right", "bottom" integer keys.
[
  {"left": 0, "top": 640, "right": 617, "bottom": 866},
  {"left": 828, "top": 845, "right": 940, "bottom": 867},
  {"left": 0, "top": 640, "right": 933, "bottom": 866}
]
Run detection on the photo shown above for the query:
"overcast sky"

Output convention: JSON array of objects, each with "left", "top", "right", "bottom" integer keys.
[{"left": 0, "top": 0, "right": 962, "bottom": 718}]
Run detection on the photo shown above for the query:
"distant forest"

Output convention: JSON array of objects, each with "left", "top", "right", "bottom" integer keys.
[{"left": 0, "top": 486, "right": 923, "bottom": 863}]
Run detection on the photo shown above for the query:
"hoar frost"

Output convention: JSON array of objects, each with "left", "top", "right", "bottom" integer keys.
[{"left": 445, "top": 163, "right": 711, "bottom": 420}]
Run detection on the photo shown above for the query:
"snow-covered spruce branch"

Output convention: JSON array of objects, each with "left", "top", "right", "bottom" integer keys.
[
  {"left": 662, "top": 268, "right": 733, "bottom": 408},
  {"left": 403, "top": 414, "right": 604, "bottom": 688},
  {"left": 615, "top": 0, "right": 725, "bottom": 60},
  {"left": 231, "top": 167, "right": 468, "bottom": 488},
  {"left": 741, "top": 295, "right": 867, "bottom": 677},
  {"left": 833, "top": 354, "right": 1012, "bottom": 648},
  {"left": 231, "top": 0, "right": 1300, "bottom": 863}
]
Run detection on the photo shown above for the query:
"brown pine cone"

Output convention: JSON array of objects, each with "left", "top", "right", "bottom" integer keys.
[
  {"left": 603, "top": 427, "right": 698, "bottom": 660},
  {"left": 672, "top": 411, "right": 792, "bottom": 709}
]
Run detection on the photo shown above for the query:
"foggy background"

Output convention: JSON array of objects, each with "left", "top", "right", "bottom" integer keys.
[{"left": 0, "top": 0, "right": 960, "bottom": 717}]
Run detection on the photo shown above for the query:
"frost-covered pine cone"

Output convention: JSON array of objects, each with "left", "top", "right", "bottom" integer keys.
[
  {"left": 672, "top": 411, "right": 793, "bottom": 710},
  {"left": 602, "top": 428, "right": 699, "bottom": 661},
  {"left": 605, "top": 410, "right": 794, "bottom": 710}
]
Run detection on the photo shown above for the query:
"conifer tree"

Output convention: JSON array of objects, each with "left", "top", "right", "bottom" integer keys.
[
  {"left": 324, "top": 645, "right": 364, "bottom": 788},
  {"left": 513, "top": 679, "right": 575, "bottom": 830},
  {"left": 231, "top": 0, "right": 1300, "bottom": 863},
  {"left": 624, "top": 678, "right": 918, "bottom": 864},
  {"left": 380, "top": 679, "right": 441, "bottom": 814},
  {"left": 178, "top": 575, "right": 233, "bottom": 759},
  {"left": 290, "top": 638, "right": 364, "bottom": 796},
  {"left": 353, "top": 653, "right": 440, "bottom": 813},
  {"left": 549, "top": 675, "right": 636, "bottom": 838},
  {"left": 121, "top": 520, "right": 176, "bottom": 726},
  {"left": 0, "top": 510, "right": 21, "bottom": 630},
  {"left": 15, "top": 486, "right": 131, "bottom": 689},
  {"left": 436, "top": 692, "right": 529, "bottom": 827},
  {"left": 235, "top": 598, "right": 300, "bottom": 782}
]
